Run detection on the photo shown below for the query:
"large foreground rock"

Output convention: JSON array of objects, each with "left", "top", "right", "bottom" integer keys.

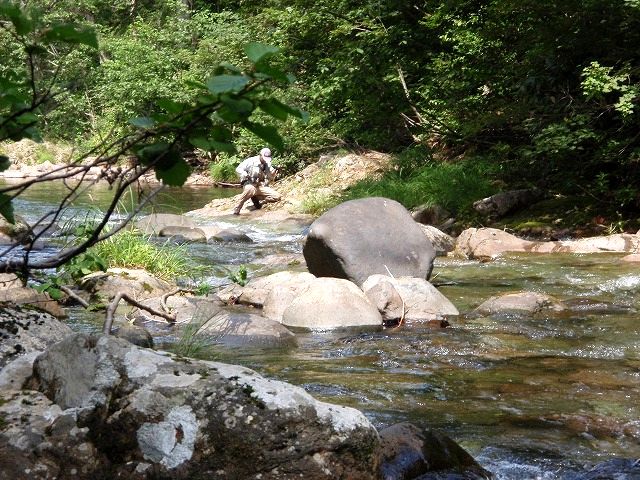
[
  {"left": 455, "top": 228, "right": 640, "bottom": 259},
  {"left": 0, "top": 306, "right": 72, "bottom": 370},
  {"left": 1, "top": 333, "right": 381, "bottom": 479},
  {"left": 303, "top": 197, "right": 436, "bottom": 285}
]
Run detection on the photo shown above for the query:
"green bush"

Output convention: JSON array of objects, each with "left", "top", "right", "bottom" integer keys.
[{"left": 209, "top": 156, "right": 239, "bottom": 182}]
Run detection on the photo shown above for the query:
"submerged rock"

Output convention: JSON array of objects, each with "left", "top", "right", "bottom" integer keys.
[{"left": 469, "top": 291, "right": 565, "bottom": 318}]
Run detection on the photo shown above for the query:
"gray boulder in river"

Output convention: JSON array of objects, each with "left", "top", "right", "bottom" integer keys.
[{"left": 303, "top": 197, "right": 436, "bottom": 285}]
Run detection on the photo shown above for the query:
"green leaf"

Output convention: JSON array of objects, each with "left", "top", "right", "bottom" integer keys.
[
  {"left": 16, "top": 112, "right": 39, "bottom": 125},
  {"left": 134, "top": 142, "right": 170, "bottom": 166},
  {"left": 0, "top": 1, "right": 33, "bottom": 35},
  {"left": 244, "top": 43, "right": 280, "bottom": 64},
  {"left": 210, "top": 126, "right": 233, "bottom": 142},
  {"left": 129, "top": 117, "right": 155, "bottom": 129},
  {"left": 156, "top": 98, "right": 184, "bottom": 114},
  {"left": 206, "top": 75, "right": 250, "bottom": 95},
  {"left": 43, "top": 23, "right": 98, "bottom": 49},
  {"left": 259, "top": 98, "right": 308, "bottom": 122},
  {"left": 0, "top": 155, "right": 10, "bottom": 172},
  {"left": 259, "top": 99, "right": 289, "bottom": 121},
  {"left": 243, "top": 122, "right": 284, "bottom": 150},
  {"left": 155, "top": 157, "right": 191, "bottom": 187},
  {"left": 221, "top": 96, "right": 254, "bottom": 115},
  {"left": 47, "top": 287, "right": 63, "bottom": 301},
  {"left": 209, "top": 141, "right": 236, "bottom": 154},
  {"left": 189, "top": 137, "right": 210, "bottom": 150},
  {"left": 0, "top": 192, "right": 15, "bottom": 224},
  {"left": 254, "top": 63, "right": 293, "bottom": 83}
]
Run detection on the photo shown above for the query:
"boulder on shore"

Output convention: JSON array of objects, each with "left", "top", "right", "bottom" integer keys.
[
  {"left": 455, "top": 227, "right": 640, "bottom": 259},
  {"left": 303, "top": 197, "right": 436, "bottom": 285}
]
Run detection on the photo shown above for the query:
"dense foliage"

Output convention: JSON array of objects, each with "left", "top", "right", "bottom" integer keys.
[{"left": 2, "top": 0, "right": 639, "bottom": 223}]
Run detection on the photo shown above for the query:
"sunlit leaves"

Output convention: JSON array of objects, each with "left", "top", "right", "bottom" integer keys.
[{"left": 42, "top": 23, "right": 98, "bottom": 49}]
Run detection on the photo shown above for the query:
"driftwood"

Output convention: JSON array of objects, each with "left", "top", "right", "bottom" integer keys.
[
  {"left": 214, "top": 181, "right": 241, "bottom": 188},
  {"left": 103, "top": 292, "right": 176, "bottom": 334}
]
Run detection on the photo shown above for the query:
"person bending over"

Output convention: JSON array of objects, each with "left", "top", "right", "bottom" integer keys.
[{"left": 233, "top": 147, "right": 282, "bottom": 215}]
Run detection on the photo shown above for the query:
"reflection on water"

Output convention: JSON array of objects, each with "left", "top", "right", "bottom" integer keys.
[{"left": 5, "top": 179, "right": 640, "bottom": 478}]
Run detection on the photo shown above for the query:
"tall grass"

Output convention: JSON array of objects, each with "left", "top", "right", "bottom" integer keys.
[
  {"left": 91, "top": 230, "right": 199, "bottom": 281},
  {"left": 343, "top": 156, "right": 498, "bottom": 214}
]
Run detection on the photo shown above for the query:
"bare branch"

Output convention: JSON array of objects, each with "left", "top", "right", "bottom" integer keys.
[{"left": 104, "top": 292, "right": 176, "bottom": 334}]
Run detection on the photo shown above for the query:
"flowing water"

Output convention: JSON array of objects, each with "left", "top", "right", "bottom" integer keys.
[{"left": 3, "top": 178, "right": 639, "bottom": 479}]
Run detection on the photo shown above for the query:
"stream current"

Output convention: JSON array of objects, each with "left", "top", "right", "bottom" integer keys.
[{"left": 3, "top": 179, "right": 639, "bottom": 479}]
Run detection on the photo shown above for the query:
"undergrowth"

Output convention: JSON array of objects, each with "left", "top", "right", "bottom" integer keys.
[{"left": 342, "top": 155, "right": 498, "bottom": 215}]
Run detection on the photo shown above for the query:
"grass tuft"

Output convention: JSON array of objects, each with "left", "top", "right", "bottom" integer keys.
[{"left": 91, "top": 230, "right": 201, "bottom": 281}]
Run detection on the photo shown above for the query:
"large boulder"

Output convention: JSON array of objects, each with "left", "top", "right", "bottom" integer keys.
[
  {"left": 262, "top": 271, "right": 317, "bottom": 321},
  {"left": 0, "top": 274, "right": 66, "bottom": 318},
  {"left": 5, "top": 333, "right": 381, "bottom": 479},
  {"left": 303, "top": 197, "right": 436, "bottom": 285},
  {"left": 282, "top": 277, "right": 383, "bottom": 330},
  {"left": 0, "top": 214, "right": 31, "bottom": 245},
  {"left": 217, "top": 271, "right": 316, "bottom": 311},
  {"left": 362, "top": 275, "right": 459, "bottom": 324}
]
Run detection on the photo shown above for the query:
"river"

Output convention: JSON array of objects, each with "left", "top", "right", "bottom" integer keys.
[{"left": 2, "top": 178, "right": 639, "bottom": 479}]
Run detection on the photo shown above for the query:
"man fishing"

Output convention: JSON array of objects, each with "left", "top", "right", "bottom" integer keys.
[{"left": 233, "top": 147, "right": 282, "bottom": 215}]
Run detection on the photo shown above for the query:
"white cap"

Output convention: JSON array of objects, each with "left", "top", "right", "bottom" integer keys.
[{"left": 260, "top": 147, "right": 272, "bottom": 160}]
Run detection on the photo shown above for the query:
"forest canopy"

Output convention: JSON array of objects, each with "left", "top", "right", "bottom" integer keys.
[{"left": 1, "top": 0, "right": 639, "bottom": 218}]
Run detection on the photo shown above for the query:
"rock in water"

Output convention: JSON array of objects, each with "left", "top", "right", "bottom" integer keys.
[{"left": 303, "top": 197, "right": 436, "bottom": 285}]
